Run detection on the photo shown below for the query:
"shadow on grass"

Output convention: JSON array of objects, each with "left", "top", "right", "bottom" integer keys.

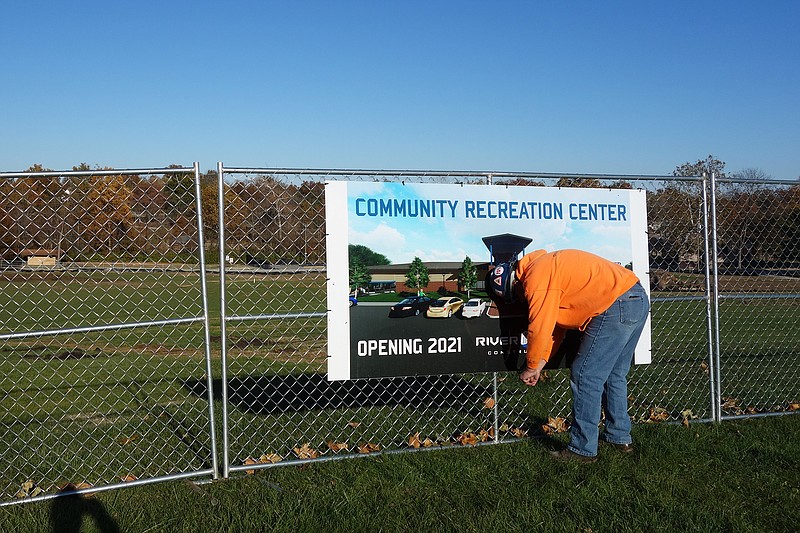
[
  {"left": 126, "top": 382, "right": 213, "bottom": 468},
  {"left": 49, "top": 484, "right": 120, "bottom": 533},
  {"left": 183, "top": 374, "right": 492, "bottom": 414}
]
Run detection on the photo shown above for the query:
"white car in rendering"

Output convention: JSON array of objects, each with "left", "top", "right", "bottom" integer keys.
[{"left": 461, "top": 298, "right": 486, "bottom": 319}]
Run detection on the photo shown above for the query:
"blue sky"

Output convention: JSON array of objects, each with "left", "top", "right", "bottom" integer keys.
[{"left": 2, "top": 1, "right": 798, "bottom": 179}]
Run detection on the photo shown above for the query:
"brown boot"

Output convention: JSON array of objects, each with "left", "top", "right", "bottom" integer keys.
[
  {"left": 549, "top": 448, "right": 598, "bottom": 463},
  {"left": 601, "top": 440, "right": 634, "bottom": 453}
]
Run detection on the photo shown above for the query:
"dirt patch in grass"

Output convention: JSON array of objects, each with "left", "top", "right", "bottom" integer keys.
[
  {"left": 228, "top": 336, "right": 325, "bottom": 364},
  {"left": 652, "top": 270, "right": 800, "bottom": 293},
  {"left": 20, "top": 347, "right": 107, "bottom": 360}
]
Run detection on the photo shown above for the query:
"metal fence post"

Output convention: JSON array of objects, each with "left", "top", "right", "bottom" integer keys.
[
  {"left": 708, "top": 171, "right": 723, "bottom": 421},
  {"left": 488, "top": 172, "right": 499, "bottom": 442},
  {"left": 701, "top": 172, "right": 719, "bottom": 422},
  {"left": 193, "top": 162, "right": 221, "bottom": 477},
  {"left": 217, "top": 162, "right": 231, "bottom": 478}
]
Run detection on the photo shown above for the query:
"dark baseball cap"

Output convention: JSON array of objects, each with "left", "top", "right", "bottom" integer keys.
[{"left": 489, "top": 261, "right": 516, "bottom": 303}]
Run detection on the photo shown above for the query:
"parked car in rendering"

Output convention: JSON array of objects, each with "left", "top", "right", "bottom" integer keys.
[
  {"left": 461, "top": 298, "right": 486, "bottom": 318},
  {"left": 349, "top": 296, "right": 358, "bottom": 307},
  {"left": 388, "top": 295, "right": 433, "bottom": 317},
  {"left": 425, "top": 296, "right": 464, "bottom": 318}
]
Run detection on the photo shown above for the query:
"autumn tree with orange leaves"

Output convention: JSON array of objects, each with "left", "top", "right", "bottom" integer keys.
[{"left": 76, "top": 169, "right": 134, "bottom": 256}]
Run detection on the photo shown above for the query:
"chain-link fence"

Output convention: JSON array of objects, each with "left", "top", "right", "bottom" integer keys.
[
  {"left": 0, "top": 164, "right": 218, "bottom": 505},
  {"left": 710, "top": 175, "right": 800, "bottom": 419},
  {"left": 216, "top": 168, "right": 502, "bottom": 478},
  {"left": 214, "top": 167, "right": 798, "bottom": 479},
  {"left": 1, "top": 164, "right": 797, "bottom": 505}
]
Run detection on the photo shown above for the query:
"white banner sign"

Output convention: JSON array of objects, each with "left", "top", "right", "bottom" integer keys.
[{"left": 326, "top": 181, "right": 651, "bottom": 381}]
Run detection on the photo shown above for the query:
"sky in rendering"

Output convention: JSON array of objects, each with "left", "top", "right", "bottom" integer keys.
[{"left": 344, "top": 181, "right": 644, "bottom": 266}]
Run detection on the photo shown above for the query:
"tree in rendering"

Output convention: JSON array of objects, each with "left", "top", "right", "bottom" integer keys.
[
  {"left": 457, "top": 256, "right": 478, "bottom": 298},
  {"left": 405, "top": 256, "right": 429, "bottom": 295},
  {"left": 349, "top": 260, "right": 371, "bottom": 296},
  {"left": 348, "top": 244, "right": 390, "bottom": 266}
]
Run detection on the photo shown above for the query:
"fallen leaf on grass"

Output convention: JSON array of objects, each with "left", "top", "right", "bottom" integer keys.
[
  {"left": 326, "top": 441, "right": 349, "bottom": 453},
  {"left": 644, "top": 407, "right": 670, "bottom": 423},
  {"left": 722, "top": 397, "right": 743, "bottom": 415},
  {"left": 483, "top": 397, "right": 496, "bottom": 409},
  {"left": 722, "top": 397, "right": 738, "bottom": 408},
  {"left": 293, "top": 443, "right": 319, "bottom": 459},
  {"left": 58, "top": 482, "right": 94, "bottom": 497},
  {"left": 422, "top": 437, "right": 435, "bottom": 448},
  {"left": 541, "top": 416, "right": 569, "bottom": 435},
  {"left": 243, "top": 456, "right": 259, "bottom": 475},
  {"left": 357, "top": 442, "right": 381, "bottom": 454},
  {"left": 120, "top": 474, "right": 138, "bottom": 482},
  {"left": 408, "top": 432, "right": 421, "bottom": 449},
  {"left": 680, "top": 409, "right": 697, "bottom": 427},
  {"left": 788, "top": 403, "right": 800, "bottom": 411},
  {"left": 243, "top": 453, "right": 283, "bottom": 474},
  {"left": 259, "top": 453, "right": 282, "bottom": 464},
  {"left": 700, "top": 362, "right": 709, "bottom": 374},
  {"left": 15, "top": 480, "right": 45, "bottom": 499},
  {"left": 117, "top": 434, "right": 140, "bottom": 446},
  {"left": 456, "top": 432, "right": 479, "bottom": 446},
  {"left": 347, "top": 421, "right": 361, "bottom": 428},
  {"left": 498, "top": 423, "right": 528, "bottom": 437},
  {"left": 509, "top": 427, "right": 528, "bottom": 438}
]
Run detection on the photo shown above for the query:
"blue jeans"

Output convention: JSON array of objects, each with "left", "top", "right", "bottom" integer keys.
[{"left": 567, "top": 282, "right": 650, "bottom": 457}]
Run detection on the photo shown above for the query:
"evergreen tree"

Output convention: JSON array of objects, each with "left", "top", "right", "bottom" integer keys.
[
  {"left": 349, "top": 261, "right": 371, "bottom": 295},
  {"left": 405, "top": 257, "right": 429, "bottom": 295},
  {"left": 457, "top": 256, "right": 478, "bottom": 298}
]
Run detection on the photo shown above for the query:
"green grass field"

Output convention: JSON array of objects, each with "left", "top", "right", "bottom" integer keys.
[
  {"left": 1, "top": 415, "right": 798, "bottom": 532},
  {"left": 1, "top": 271, "right": 798, "bottom": 506}
]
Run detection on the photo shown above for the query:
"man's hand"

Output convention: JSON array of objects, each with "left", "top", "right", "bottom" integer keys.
[{"left": 519, "top": 360, "right": 547, "bottom": 387}]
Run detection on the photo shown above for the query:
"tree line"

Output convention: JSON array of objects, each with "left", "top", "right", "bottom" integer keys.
[
  {"left": 0, "top": 165, "right": 326, "bottom": 265},
  {"left": 2, "top": 158, "right": 797, "bottom": 275},
  {"left": 495, "top": 156, "right": 798, "bottom": 274},
  {"left": 348, "top": 248, "right": 479, "bottom": 298}
]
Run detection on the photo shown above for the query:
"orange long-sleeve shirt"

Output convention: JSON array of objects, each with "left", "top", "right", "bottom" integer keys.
[{"left": 515, "top": 249, "right": 640, "bottom": 368}]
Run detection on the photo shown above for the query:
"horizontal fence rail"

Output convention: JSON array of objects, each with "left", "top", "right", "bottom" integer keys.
[{"left": 0, "top": 163, "right": 797, "bottom": 505}]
